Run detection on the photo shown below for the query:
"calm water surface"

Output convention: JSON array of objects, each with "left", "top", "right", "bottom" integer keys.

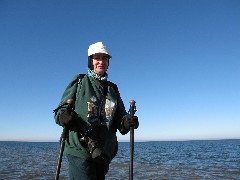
[{"left": 0, "top": 140, "right": 240, "bottom": 179}]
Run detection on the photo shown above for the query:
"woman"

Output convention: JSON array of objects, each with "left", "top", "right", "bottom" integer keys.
[{"left": 54, "top": 42, "right": 139, "bottom": 180}]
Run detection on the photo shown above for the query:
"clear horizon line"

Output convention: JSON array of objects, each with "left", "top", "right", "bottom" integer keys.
[{"left": 0, "top": 138, "right": 239, "bottom": 143}]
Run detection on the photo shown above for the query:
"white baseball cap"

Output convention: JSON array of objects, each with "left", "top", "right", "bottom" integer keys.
[{"left": 88, "top": 42, "right": 111, "bottom": 58}]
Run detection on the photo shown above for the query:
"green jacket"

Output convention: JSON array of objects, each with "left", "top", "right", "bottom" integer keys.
[{"left": 54, "top": 74, "right": 129, "bottom": 162}]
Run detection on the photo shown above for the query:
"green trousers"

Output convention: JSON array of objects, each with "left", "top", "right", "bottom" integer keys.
[{"left": 66, "top": 154, "right": 109, "bottom": 180}]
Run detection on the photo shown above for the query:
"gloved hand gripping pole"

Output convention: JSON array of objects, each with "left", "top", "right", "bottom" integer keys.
[{"left": 55, "top": 99, "right": 73, "bottom": 180}]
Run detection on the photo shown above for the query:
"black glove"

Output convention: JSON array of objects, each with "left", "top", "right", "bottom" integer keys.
[
  {"left": 59, "top": 110, "right": 74, "bottom": 126},
  {"left": 87, "top": 138, "right": 109, "bottom": 163},
  {"left": 87, "top": 139, "right": 102, "bottom": 158},
  {"left": 123, "top": 115, "right": 139, "bottom": 130}
]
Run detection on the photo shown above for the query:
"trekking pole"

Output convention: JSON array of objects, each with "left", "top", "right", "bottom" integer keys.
[
  {"left": 55, "top": 99, "right": 73, "bottom": 180},
  {"left": 129, "top": 100, "right": 136, "bottom": 180}
]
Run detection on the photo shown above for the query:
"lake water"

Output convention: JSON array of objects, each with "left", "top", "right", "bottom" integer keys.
[{"left": 0, "top": 139, "right": 240, "bottom": 179}]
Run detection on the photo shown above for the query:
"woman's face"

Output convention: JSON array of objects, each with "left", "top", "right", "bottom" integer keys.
[{"left": 92, "top": 53, "right": 109, "bottom": 75}]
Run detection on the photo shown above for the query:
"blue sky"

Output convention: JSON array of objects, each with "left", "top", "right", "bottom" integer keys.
[{"left": 0, "top": 0, "right": 239, "bottom": 141}]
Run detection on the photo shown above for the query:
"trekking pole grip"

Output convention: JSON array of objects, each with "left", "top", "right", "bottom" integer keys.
[
  {"left": 129, "top": 100, "right": 136, "bottom": 116},
  {"left": 66, "top": 98, "right": 74, "bottom": 112}
]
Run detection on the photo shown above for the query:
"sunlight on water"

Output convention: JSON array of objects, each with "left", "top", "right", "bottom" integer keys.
[{"left": 0, "top": 140, "right": 240, "bottom": 179}]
